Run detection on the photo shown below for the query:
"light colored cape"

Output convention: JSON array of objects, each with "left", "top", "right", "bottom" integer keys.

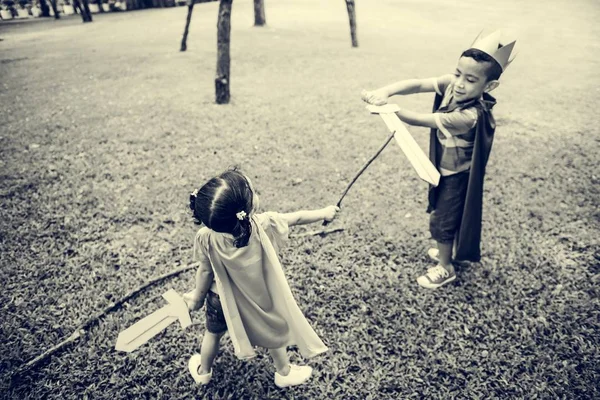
[{"left": 197, "top": 213, "right": 328, "bottom": 360}]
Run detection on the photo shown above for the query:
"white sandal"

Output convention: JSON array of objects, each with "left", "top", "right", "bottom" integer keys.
[{"left": 188, "top": 354, "right": 212, "bottom": 385}]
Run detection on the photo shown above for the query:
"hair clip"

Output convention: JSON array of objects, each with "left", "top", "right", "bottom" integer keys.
[
  {"left": 191, "top": 188, "right": 199, "bottom": 197},
  {"left": 236, "top": 210, "right": 247, "bottom": 221}
]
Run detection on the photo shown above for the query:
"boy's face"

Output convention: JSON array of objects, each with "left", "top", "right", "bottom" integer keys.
[{"left": 452, "top": 56, "right": 499, "bottom": 102}]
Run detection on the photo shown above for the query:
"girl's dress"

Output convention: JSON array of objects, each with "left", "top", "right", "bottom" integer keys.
[{"left": 193, "top": 212, "right": 328, "bottom": 360}]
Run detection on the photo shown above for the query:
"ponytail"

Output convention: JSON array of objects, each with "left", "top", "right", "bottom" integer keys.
[
  {"left": 232, "top": 216, "right": 252, "bottom": 248},
  {"left": 189, "top": 189, "right": 202, "bottom": 225}
]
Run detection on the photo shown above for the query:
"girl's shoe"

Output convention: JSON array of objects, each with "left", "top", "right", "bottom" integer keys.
[
  {"left": 188, "top": 354, "right": 212, "bottom": 385},
  {"left": 417, "top": 265, "right": 456, "bottom": 289},
  {"left": 274, "top": 364, "right": 313, "bottom": 388}
]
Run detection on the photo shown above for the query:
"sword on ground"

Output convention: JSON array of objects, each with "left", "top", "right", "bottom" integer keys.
[{"left": 115, "top": 289, "right": 192, "bottom": 353}]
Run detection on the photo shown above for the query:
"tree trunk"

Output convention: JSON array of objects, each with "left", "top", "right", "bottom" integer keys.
[
  {"left": 180, "top": 1, "right": 195, "bottom": 52},
  {"left": 345, "top": 0, "right": 358, "bottom": 47},
  {"left": 253, "top": 0, "right": 265, "bottom": 26},
  {"left": 80, "top": 0, "right": 93, "bottom": 22},
  {"left": 49, "top": 0, "right": 60, "bottom": 19},
  {"left": 97, "top": 0, "right": 105, "bottom": 12},
  {"left": 40, "top": 0, "right": 50, "bottom": 17},
  {"left": 215, "top": 0, "right": 233, "bottom": 104}
]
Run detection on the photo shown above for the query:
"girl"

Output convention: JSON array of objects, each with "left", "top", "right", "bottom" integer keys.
[{"left": 184, "top": 168, "right": 339, "bottom": 388}]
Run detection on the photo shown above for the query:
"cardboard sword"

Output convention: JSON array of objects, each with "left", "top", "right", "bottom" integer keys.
[
  {"left": 366, "top": 104, "right": 440, "bottom": 187},
  {"left": 115, "top": 289, "right": 192, "bottom": 353}
]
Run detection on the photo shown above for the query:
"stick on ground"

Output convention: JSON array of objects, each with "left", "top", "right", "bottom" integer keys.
[
  {"left": 10, "top": 221, "right": 345, "bottom": 380},
  {"left": 10, "top": 263, "right": 199, "bottom": 380},
  {"left": 290, "top": 227, "right": 345, "bottom": 238}
]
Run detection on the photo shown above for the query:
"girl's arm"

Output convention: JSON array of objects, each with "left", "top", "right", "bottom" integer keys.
[
  {"left": 183, "top": 260, "right": 214, "bottom": 311},
  {"left": 281, "top": 205, "right": 339, "bottom": 227}
]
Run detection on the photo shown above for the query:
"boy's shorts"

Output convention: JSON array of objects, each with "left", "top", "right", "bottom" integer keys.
[
  {"left": 205, "top": 290, "right": 228, "bottom": 334},
  {"left": 429, "top": 171, "right": 469, "bottom": 244}
]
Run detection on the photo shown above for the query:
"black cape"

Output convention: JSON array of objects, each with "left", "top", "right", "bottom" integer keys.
[{"left": 427, "top": 92, "right": 497, "bottom": 262}]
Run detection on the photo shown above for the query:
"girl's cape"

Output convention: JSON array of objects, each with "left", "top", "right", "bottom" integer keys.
[
  {"left": 428, "top": 92, "right": 497, "bottom": 262},
  {"left": 199, "top": 213, "right": 328, "bottom": 360}
]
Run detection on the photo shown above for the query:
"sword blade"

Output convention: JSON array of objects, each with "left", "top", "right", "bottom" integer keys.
[
  {"left": 379, "top": 113, "right": 440, "bottom": 186},
  {"left": 115, "top": 305, "right": 178, "bottom": 352}
]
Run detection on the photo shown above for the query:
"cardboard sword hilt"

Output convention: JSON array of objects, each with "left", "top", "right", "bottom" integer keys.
[
  {"left": 366, "top": 104, "right": 440, "bottom": 187},
  {"left": 115, "top": 289, "right": 192, "bottom": 353}
]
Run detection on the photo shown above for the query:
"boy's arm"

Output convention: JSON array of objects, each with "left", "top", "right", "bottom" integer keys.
[
  {"left": 395, "top": 108, "right": 438, "bottom": 129},
  {"left": 379, "top": 78, "right": 440, "bottom": 96},
  {"left": 362, "top": 77, "right": 446, "bottom": 105},
  {"left": 363, "top": 75, "right": 453, "bottom": 105},
  {"left": 397, "top": 106, "right": 478, "bottom": 133},
  {"left": 280, "top": 206, "right": 339, "bottom": 227}
]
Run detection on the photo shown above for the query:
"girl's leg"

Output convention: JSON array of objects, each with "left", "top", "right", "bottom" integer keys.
[
  {"left": 199, "top": 331, "right": 225, "bottom": 374},
  {"left": 269, "top": 347, "right": 313, "bottom": 388},
  {"left": 268, "top": 347, "right": 291, "bottom": 376}
]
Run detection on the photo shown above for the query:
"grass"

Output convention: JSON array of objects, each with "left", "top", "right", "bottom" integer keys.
[{"left": 1, "top": 0, "right": 599, "bottom": 398}]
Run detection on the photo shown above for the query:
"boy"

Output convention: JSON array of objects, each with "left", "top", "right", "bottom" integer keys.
[{"left": 362, "top": 30, "right": 516, "bottom": 289}]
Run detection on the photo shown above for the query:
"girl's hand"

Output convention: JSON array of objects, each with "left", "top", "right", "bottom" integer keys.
[
  {"left": 323, "top": 205, "right": 341, "bottom": 222},
  {"left": 361, "top": 89, "right": 388, "bottom": 106},
  {"left": 183, "top": 290, "right": 202, "bottom": 311}
]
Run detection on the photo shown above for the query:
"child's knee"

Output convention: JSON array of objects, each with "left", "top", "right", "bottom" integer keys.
[
  {"left": 429, "top": 211, "right": 455, "bottom": 243},
  {"left": 208, "top": 331, "right": 225, "bottom": 340}
]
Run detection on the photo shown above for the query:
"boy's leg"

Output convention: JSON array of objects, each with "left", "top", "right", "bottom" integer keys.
[
  {"left": 199, "top": 331, "right": 225, "bottom": 374},
  {"left": 436, "top": 241, "right": 454, "bottom": 273},
  {"left": 418, "top": 173, "right": 468, "bottom": 289}
]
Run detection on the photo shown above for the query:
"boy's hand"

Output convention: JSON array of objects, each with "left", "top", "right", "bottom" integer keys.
[
  {"left": 183, "top": 290, "right": 203, "bottom": 311},
  {"left": 323, "top": 205, "right": 341, "bottom": 222},
  {"left": 361, "top": 89, "right": 388, "bottom": 106}
]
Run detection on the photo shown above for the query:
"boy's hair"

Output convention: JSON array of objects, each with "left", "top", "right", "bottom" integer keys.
[
  {"left": 190, "top": 168, "right": 254, "bottom": 248},
  {"left": 461, "top": 48, "right": 503, "bottom": 81}
]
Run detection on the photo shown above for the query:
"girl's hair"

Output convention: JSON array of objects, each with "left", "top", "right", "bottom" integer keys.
[{"left": 190, "top": 168, "right": 254, "bottom": 248}]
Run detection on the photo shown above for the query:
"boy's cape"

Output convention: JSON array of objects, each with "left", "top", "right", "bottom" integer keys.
[
  {"left": 201, "top": 215, "right": 328, "bottom": 360},
  {"left": 427, "top": 92, "right": 497, "bottom": 262}
]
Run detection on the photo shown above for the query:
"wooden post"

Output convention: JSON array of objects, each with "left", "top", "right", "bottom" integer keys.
[
  {"left": 253, "top": 0, "right": 265, "bottom": 26},
  {"left": 345, "top": 0, "right": 358, "bottom": 48},
  {"left": 215, "top": 0, "right": 233, "bottom": 104},
  {"left": 180, "top": 0, "right": 195, "bottom": 52}
]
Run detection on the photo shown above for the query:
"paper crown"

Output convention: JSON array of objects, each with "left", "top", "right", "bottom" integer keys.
[{"left": 469, "top": 30, "right": 517, "bottom": 71}]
